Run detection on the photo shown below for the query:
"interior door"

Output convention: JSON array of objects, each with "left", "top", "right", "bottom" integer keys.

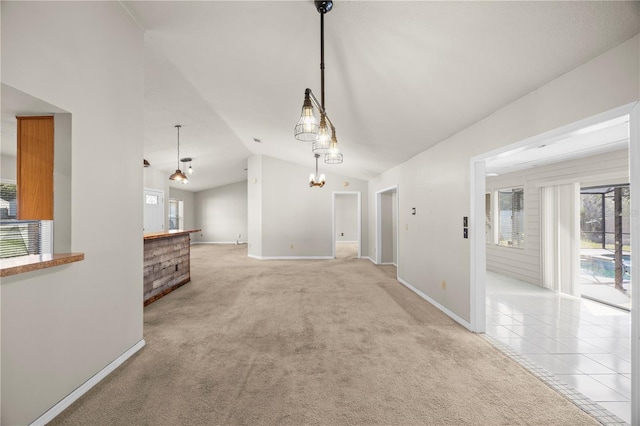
[{"left": 143, "top": 188, "right": 164, "bottom": 233}]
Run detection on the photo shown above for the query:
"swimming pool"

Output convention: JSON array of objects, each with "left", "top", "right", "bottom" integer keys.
[{"left": 580, "top": 253, "right": 631, "bottom": 280}]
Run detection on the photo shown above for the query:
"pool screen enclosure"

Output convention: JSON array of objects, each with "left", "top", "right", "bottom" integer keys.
[{"left": 580, "top": 184, "right": 631, "bottom": 293}]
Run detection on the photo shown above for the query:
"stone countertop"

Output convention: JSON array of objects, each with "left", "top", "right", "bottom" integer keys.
[
  {"left": 143, "top": 229, "right": 201, "bottom": 241},
  {"left": 0, "top": 253, "right": 85, "bottom": 278}
]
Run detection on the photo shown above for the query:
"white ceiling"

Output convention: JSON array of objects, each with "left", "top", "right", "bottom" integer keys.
[
  {"left": 485, "top": 115, "right": 630, "bottom": 176},
  {"left": 2, "top": 2, "right": 639, "bottom": 192}
]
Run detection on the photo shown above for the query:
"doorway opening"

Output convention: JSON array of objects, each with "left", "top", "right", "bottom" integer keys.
[
  {"left": 332, "top": 191, "right": 361, "bottom": 259},
  {"left": 580, "top": 184, "right": 632, "bottom": 310},
  {"left": 376, "top": 186, "right": 398, "bottom": 266},
  {"left": 168, "top": 198, "right": 184, "bottom": 231},
  {"left": 472, "top": 104, "right": 639, "bottom": 424}
]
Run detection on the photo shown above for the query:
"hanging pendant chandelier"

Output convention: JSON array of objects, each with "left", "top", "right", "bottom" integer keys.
[
  {"left": 309, "top": 153, "right": 326, "bottom": 188},
  {"left": 294, "top": 0, "right": 343, "bottom": 165},
  {"left": 181, "top": 157, "right": 194, "bottom": 175},
  {"left": 169, "top": 125, "right": 189, "bottom": 184}
]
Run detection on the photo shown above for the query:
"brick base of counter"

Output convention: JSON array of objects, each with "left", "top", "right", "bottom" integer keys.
[{"left": 143, "top": 234, "right": 191, "bottom": 305}]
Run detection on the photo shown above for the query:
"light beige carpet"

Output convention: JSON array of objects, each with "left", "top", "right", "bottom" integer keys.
[
  {"left": 335, "top": 241, "right": 358, "bottom": 259},
  {"left": 51, "top": 244, "right": 598, "bottom": 425}
]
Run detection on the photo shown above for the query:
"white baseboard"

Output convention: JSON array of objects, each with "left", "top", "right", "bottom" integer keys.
[
  {"left": 364, "top": 256, "right": 376, "bottom": 264},
  {"left": 397, "top": 277, "right": 473, "bottom": 331},
  {"left": 248, "top": 255, "right": 334, "bottom": 260},
  {"left": 30, "top": 339, "right": 146, "bottom": 426},
  {"left": 192, "top": 241, "right": 246, "bottom": 245}
]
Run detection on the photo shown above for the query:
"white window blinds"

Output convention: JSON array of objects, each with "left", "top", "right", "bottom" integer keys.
[
  {"left": 497, "top": 187, "right": 524, "bottom": 248},
  {"left": 0, "top": 220, "right": 53, "bottom": 259}
]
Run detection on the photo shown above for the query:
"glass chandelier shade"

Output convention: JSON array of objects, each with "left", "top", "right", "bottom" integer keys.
[
  {"left": 324, "top": 130, "right": 343, "bottom": 164},
  {"left": 170, "top": 169, "right": 189, "bottom": 183},
  {"left": 294, "top": 96, "right": 319, "bottom": 141},
  {"left": 309, "top": 172, "right": 326, "bottom": 187},
  {"left": 181, "top": 158, "right": 194, "bottom": 175},
  {"left": 312, "top": 115, "right": 331, "bottom": 154},
  {"left": 309, "top": 153, "right": 326, "bottom": 187}
]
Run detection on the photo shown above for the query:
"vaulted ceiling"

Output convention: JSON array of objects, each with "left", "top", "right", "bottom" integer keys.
[{"left": 123, "top": 1, "right": 639, "bottom": 192}]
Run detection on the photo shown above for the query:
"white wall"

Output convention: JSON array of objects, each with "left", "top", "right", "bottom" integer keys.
[
  {"left": 169, "top": 187, "right": 196, "bottom": 231},
  {"left": 53, "top": 113, "right": 72, "bottom": 253},
  {"left": 247, "top": 155, "right": 263, "bottom": 258},
  {"left": 368, "top": 35, "right": 639, "bottom": 325},
  {"left": 486, "top": 148, "right": 629, "bottom": 286},
  {"left": 0, "top": 154, "right": 16, "bottom": 181},
  {"left": 335, "top": 193, "right": 358, "bottom": 242},
  {"left": 248, "top": 155, "right": 368, "bottom": 258},
  {"left": 193, "top": 180, "right": 247, "bottom": 243},
  {"left": 1, "top": 3, "right": 144, "bottom": 425}
]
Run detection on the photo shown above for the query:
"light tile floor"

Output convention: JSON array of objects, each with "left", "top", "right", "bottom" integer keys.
[{"left": 486, "top": 271, "right": 631, "bottom": 424}]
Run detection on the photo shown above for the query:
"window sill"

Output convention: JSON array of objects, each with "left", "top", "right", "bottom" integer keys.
[{"left": 0, "top": 253, "right": 84, "bottom": 278}]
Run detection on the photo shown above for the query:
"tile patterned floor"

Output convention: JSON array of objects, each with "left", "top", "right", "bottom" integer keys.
[{"left": 486, "top": 271, "right": 631, "bottom": 424}]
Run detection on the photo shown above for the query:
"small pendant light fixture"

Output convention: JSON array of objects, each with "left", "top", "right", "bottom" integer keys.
[
  {"left": 312, "top": 114, "right": 331, "bottom": 154},
  {"left": 295, "top": 0, "right": 343, "bottom": 165},
  {"left": 324, "top": 127, "right": 342, "bottom": 164},
  {"left": 309, "top": 154, "right": 326, "bottom": 188},
  {"left": 181, "top": 157, "right": 194, "bottom": 175},
  {"left": 169, "top": 125, "right": 189, "bottom": 184},
  {"left": 294, "top": 92, "right": 319, "bottom": 141}
]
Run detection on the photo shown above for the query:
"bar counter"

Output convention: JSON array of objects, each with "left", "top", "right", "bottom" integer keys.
[
  {"left": 143, "top": 228, "right": 200, "bottom": 305},
  {"left": 0, "top": 253, "right": 84, "bottom": 277}
]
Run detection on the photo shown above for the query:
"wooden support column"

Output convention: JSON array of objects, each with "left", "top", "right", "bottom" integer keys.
[{"left": 17, "top": 116, "right": 54, "bottom": 220}]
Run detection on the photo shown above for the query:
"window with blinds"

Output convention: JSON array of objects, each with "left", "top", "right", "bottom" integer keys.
[
  {"left": 485, "top": 193, "right": 492, "bottom": 244},
  {"left": 0, "top": 220, "right": 53, "bottom": 259},
  {"left": 497, "top": 187, "right": 524, "bottom": 248},
  {"left": 0, "top": 183, "right": 17, "bottom": 219}
]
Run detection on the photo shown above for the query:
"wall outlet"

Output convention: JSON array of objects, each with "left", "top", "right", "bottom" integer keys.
[
  {"left": 341, "top": 232, "right": 344, "bottom": 236},
  {"left": 441, "top": 280, "right": 446, "bottom": 289}
]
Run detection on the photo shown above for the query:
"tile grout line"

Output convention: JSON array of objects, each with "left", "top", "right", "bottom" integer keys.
[{"left": 483, "top": 334, "right": 628, "bottom": 426}]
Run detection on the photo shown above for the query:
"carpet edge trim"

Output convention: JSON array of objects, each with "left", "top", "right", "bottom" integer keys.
[
  {"left": 483, "top": 335, "right": 628, "bottom": 425},
  {"left": 30, "top": 339, "right": 146, "bottom": 426}
]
